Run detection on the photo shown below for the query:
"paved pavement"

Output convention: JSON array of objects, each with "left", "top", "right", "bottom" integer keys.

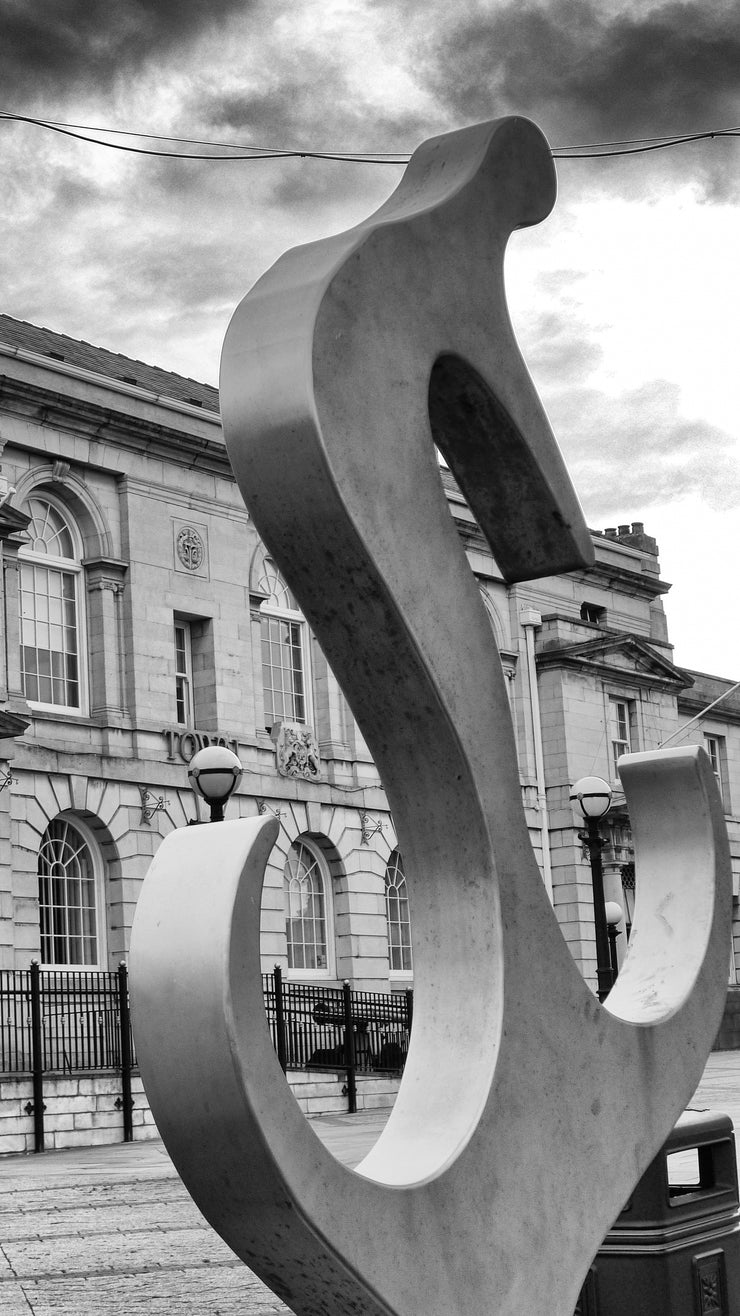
[
  {"left": 0, "top": 1109, "right": 390, "bottom": 1316},
  {"left": 2, "top": 1055, "right": 740, "bottom": 1315}
]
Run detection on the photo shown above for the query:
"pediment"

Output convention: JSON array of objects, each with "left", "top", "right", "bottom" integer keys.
[{"left": 536, "top": 632, "right": 692, "bottom": 689}]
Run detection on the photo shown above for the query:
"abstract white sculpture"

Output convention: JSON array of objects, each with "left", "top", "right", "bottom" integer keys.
[{"left": 130, "top": 116, "right": 731, "bottom": 1316}]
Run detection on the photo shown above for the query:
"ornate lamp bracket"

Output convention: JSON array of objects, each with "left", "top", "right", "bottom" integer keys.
[
  {"left": 140, "top": 787, "right": 166, "bottom": 826},
  {"left": 256, "top": 798, "right": 283, "bottom": 820},
  {"left": 360, "top": 811, "right": 384, "bottom": 845}
]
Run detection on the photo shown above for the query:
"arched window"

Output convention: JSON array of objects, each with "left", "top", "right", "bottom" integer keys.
[
  {"left": 37, "top": 818, "right": 103, "bottom": 967},
  {"left": 19, "top": 496, "right": 86, "bottom": 712},
  {"left": 283, "top": 839, "right": 331, "bottom": 974},
  {"left": 258, "top": 558, "right": 310, "bottom": 731},
  {"left": 385, "top": 849, "right": 412, "bottom": 974}
]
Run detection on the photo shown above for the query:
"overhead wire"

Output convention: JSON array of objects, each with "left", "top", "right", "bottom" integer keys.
[
  {"left": 0, "top": 111, "right": 410, "bottom": 163},
  {"left": 553, "top": 128, "right": 740, "bottom": 159},
  {"left": 1, "top": 109, "right": 738, "bottom": 164}
]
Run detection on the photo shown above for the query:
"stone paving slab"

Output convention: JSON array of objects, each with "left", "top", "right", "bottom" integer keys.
[
  {"left": 0, "top": 1124, "right": 333, "bottom": 1314},
  {"left": 14, "top": 1268, "right": 290, "bottom": 1316},
  {"left": 1, "top": 1062, "right": 740, "bottom": 1315},
  {"left": 0, "top": 1178, "right": 188, "bottom": 1214},
  {"left": 0, "top": 1107, "right": 389, "bottom": 1315},
  {"left": 3, "top": 1225, "right": 239, "bottom": 1280},
  {"left": 0, "top": 1281, "right": 34, "bottom": 1315},
  {"left": 0, "top": 1245, "right": 18, "bottom": 1279},
  {"left": 1, "top": 1196, "right": 205, "bottom": 1241}
]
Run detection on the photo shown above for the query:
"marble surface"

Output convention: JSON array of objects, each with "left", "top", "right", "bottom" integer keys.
[{"left": 131, "top": 116, "right": 733, "bottom": 1316}]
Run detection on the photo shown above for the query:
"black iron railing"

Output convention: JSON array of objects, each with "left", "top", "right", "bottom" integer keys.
[
  {"left": 263, "top": 968, "right": 412, "bottom": 1110},
  {"left": 0, "top": 964, "right": 135, "bottom": 1076},
  {"left": 0, "top": 966, "right": 30, "bottom": 1074},
  {"left": 1, "top": 964, "right": 412, "bottom": 1134},
  {"left": 0, "top": 962, "right": 135, "bottom": 1151}
]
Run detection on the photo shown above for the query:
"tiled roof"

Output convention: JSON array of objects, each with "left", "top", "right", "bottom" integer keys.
[{"left": 0, "top": 314, "right": 219, "bottom": 414}]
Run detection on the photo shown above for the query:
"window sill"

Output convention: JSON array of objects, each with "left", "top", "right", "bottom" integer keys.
[
  {"left": 27, "top": 703, "right": 90, "bottom": 720},
  {"left": 284, "top": 970, "right": 334, "bottom": 982}
]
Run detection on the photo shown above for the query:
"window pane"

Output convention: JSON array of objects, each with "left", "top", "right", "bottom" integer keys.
[
  {"left": 19, "top": 527, "right": 81, "bottom": 710},
  {"left": 27, "top": 498, "right": 76, "bottom": 559},
  {"left": 257, "top": 559, "right": 299, "bottom": 611},
  {"left": 283, "top": 841, "right": 328, "bottom": 971},
  {"left": 174, "top": 622, "right": 192, "bottom": 725},
  {"left": 705, "top": 735, "right": 726, "bottom": 804},
  {"left": 258, "top": 559, "right": 309, "bottom": 729},
  {"left": 37, "top": 819, "right": 99, "bottom": 966},
  {"left": 609, "top": 698, "right": 634, "bottom": 779},
  {"left": 385, "top": 850, "right": 412, "bottom": 972},
  {"left": 262, "top": 616, "right": 306, "bottom": 726}
]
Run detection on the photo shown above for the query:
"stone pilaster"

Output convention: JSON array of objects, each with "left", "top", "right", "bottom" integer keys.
[{"left": 84, "top": 557, "right": 128, "bottom": 719}]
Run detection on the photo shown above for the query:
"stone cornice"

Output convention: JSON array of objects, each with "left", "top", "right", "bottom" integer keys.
[
  {"left": 0, "top": 337, "right": 218, "bottom": 418},
  {"left": 570, "top": 559, "right": 670, "bottom": 600},
  {"left": 678, "top": 673, "right": 740, "bottom": 726},
  {"left": 83, "top": 555, "right": 129, "bottom": 591},
  {"left": 536, "top": 632, "right": 693, "bottom": 691},
  {"left": 0, "top": 707, "right": 30, "bottom": 738},
  {"left": 0, "top": 500, "right": 30, "bottom": 544},
  {"left": 455, "top": 518, "right": 490, "bottom": 552},
  {"left": 447, "top": 505, "right": 669, "bottom": 599},
  {"left": 0, "top": 374, "right": 230, "bottom": 475},
  {"left": 83, "top": 554, "right": 129, "bottom": 570}
]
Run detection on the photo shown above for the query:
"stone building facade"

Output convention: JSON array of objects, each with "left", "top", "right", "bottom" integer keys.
[{"left": 0, "top": 314, "right": 738, "bottom": 994}]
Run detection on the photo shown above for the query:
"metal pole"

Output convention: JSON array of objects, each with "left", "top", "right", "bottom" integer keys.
[
  {"left": 273, "top": 965, "right": 288, "bottom": 1074},
  {"left": 342, "top": 980, "right": 357, "bottom": 1114},
  {"left": 118, "top": 962, "right": 134, "bottom": 1142},
  {"left": 607, "top": 925, "right": 620, "bottom": 982},
  {"left": 29, "top": 960, "right": 45, "bottom": 1153},
  {"left": 585, "top": 818, "right": 615, "bottom": 1002},
  {"left": 522, "top": 611, "right": 554, "bottom": 900}
]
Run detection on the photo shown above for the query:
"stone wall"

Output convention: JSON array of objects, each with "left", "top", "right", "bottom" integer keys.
[
  {"left": 714, "top": 986, "right": 740, "bottom": 1051},
  {"left": 289, "top": 1069, "right": 401, "bottom": 1116},
  {"left": 0, "top": 1069, "right": 401, "bottom": 1155},
  {"left": 0, "top": 1073, "right": 157, "bottom": 1155}
]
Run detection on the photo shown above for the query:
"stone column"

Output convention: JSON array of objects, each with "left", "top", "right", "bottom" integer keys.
[
  {"left": 0, "top": 722, "right": 29, "bottom": 968},
  {"left": 249, "top": 589, "right": 268, "bottom": 734},
  {"left": 0, "top": 751, "right": 14, "bottom": 968},
  {"left": 84, "top": 557, "right": 128, "bottom": 719},
  {"left": 0, "top": 500, "right": 33, "bottom": 968},
  {"left": 312, "top": 643, "right": 353, "bottom": 763},
  {"left": 2, "top": 549, "right": 27, "bottom": 703}
]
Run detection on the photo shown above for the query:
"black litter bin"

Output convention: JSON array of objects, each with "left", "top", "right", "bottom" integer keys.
[{"left": 577, "top": 1110, "right": 740, "bottom": 1315}]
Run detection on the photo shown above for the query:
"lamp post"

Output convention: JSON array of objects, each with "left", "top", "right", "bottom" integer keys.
[
  {"left": 187, "top": 745, "right": 243, "bottom": 823},
  {"left": 570, "top": 775, "right": 614, "bottom": 1002},
  {"left": 604, "top": 900, "right": 623, "bottom": 984}
]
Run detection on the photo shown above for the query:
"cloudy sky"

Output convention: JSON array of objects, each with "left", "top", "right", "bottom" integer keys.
[{"left": 1, "top": 0, "right": 738, "bottom": 680}]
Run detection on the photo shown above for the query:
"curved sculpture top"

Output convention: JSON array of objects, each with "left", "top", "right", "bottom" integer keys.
[{"left": 131, "top": 117, "right": 732, "bottom": 1316}]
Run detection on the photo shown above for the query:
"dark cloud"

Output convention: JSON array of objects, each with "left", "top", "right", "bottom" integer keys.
[
  {"left": 422, "top": 0, "right": 740, "bottom": 136},
  {"left": 42, "top": 170, "right": 104, "bottom": 214},
  {"left": 419, "top": 0, "right": 740, "bottom": 199},
  {"left": 0, "top": 0, "right": 255, "bottom": 101},
  {"left": 203, "top": 82, "right": 425, "bottom": 153},
  {"left": 204, "top": 81, "right": 338, "bottom": 148},
  {"left": 196, "top": 71, "right": 429, "bottom": 213}
]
